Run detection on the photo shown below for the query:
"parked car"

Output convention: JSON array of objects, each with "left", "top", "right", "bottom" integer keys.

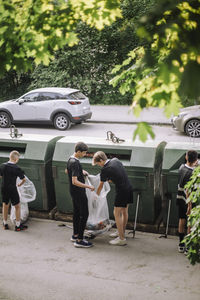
[
  {"left": 0, "top": 87, "right": 92, "bottom": 130},
  {"left": 171, "top": 105, "right": 200, "bottom": 137}
]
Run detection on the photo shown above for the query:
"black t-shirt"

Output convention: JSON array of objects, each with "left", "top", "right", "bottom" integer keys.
[
  {"left": 67, "top": 157, "right": 85, "bottom": 194},
  {"left": 176, "top": 164, "right": 193, "bottom": 204},
  {"left": 100, "top": 158, "right": 132, "bottom": 192},
  {"left": 0, "top": 162, "right": 25, "bottom": 191}
]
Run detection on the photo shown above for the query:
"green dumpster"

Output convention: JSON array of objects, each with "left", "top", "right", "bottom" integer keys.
[
  {"left": 52, "top": 136, "right": 163, "bottom": 224},
  {"left": 162, "top": 141, "right": 200, "bottom": 227},
  {"left": 0, "top": 133, "right": 62, "bottom": 211}
]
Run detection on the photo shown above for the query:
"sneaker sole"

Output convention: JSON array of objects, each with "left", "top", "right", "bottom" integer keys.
[
  {"left": 71, "top": 239, "right": 77, "bottom": 242},
  {"left": 74, "top": 243, "right": 93, "bottom": 248},
  {"left": 178, "top": 249, "right": 185, "bottom": 253},
  {"left": 109, "top": 241, "right": 127, "bottom": 246}
]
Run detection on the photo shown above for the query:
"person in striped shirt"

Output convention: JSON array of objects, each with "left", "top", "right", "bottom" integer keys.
[{"left": 176, "top": 150, "right": 198, "bottom": 253}]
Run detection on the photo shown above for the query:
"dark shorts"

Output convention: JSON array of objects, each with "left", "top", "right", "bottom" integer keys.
[
  {"left": 114, "top": 187, "right": 133, "bottom": 208},
  {"left": 1, "top": 187, "right": 20, "bottom": 206},
  {"left": 177, "top": 200, "right": 187, "bottom": 219}
]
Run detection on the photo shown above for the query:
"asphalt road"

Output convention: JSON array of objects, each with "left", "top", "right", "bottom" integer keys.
[
  {"left": 0, "top": 218, "right": 200, "bottom": 300},
  {"left": 0, "top": 122, "right": 199, "bottom": 144}
]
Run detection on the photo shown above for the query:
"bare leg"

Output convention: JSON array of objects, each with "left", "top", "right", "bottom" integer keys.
[
  {"left": 178, "top": 218, "right": 186, "bottom": 234},
  {"left": 114, "top": 207, "right": 126, "bottom": 240},
  {"left": 122, "top": 205, "right": 129, "bottom": 234},
  {"left": 15, "top": 203, "right": 20, "bottom": 222},
  {"left": 3, "top": 203, "right": 9, "bottom": 223}
]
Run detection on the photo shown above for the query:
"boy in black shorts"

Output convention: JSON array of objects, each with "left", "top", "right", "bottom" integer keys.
[
  {"left": 176, "top": 150, "right": 198, "bottom": 253},
  {"left": 66, "top": 142, "right": 95, "bottom": 248},
  {"left": 93, "top": 151, "right": 133, "bottom": 246},
  {"left": 0, "top": 150, "right": 27, "bottom": 231}
]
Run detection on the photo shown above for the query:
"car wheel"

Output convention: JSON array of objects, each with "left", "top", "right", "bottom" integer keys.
[
  {"left": 185, "top": 119, "right": 200, "bottom": 137},
  {"left": 53, "top": 113, "right": 71, "bottom": 130},
  {"left": 0, "top": 111, "right": 11, "bottom": 128}
]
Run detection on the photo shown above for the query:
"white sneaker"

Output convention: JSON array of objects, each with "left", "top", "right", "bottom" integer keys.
[
  {"left": 109, "top": 231, "right": 119, "bottom": 238},
  {"left": 109, "top": 237, "right": 127, "bottom": 246}
]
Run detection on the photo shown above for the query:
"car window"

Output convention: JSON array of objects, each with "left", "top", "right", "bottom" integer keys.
[
  {"left": 38, "top": 92, "right": 62, "bottom": 101},
  {"left": 66, "top": 91, "right": 86, "bottom": 100},
  {"left": 21, "top": 92, "right": 39, "bottom": 102}
]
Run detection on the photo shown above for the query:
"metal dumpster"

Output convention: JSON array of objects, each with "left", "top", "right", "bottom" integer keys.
[
  {"left": 0, "top": 133, "right": 62, "bottom": 211},
  {"left": 162, "top": 141, "right": 200, "bottom": 227},
  {"left": 52, "top": 136, "right": 163, "bottom": 224}
]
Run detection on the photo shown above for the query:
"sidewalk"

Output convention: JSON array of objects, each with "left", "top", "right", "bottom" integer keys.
[
  {"left": 89, "top": 105, "right": 172, "bottom": 125},
  {"left": 0, "top": 217, "right": 199, "bottom": 300}
]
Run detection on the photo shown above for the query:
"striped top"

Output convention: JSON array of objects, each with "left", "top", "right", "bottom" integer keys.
[{"left": 176, "top": 164, "right": 194, "bottom": 204}]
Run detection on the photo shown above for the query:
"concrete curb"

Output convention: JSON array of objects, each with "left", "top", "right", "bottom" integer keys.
[{"left": 87, "top": 120, "right": 171, "bottom": 126}]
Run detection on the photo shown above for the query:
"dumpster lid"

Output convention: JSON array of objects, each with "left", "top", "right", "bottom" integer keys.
[
  {"left": 53, "top": 136, "right": 161, "bottom": 168},
  {"left": 163, "top": 141, "right": 200, "bottom": 171}
]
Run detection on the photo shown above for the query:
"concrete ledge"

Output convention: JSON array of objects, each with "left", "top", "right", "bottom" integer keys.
[{"left": 28, "top": 209, "right": 177, "bottom": 236}]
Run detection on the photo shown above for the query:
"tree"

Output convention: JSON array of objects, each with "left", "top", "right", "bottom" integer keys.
[
  {"left": 28, "top": 1, "right": 156, "bottom": 104},
  {"left": 0, "top": 0, "right": 121, "bottom": 75},
  {"left": 0, "top": 0, "right": 156, "bottom": 105},
  {"left": 111, "top": 0, "right": 200, "bottom": 141}
]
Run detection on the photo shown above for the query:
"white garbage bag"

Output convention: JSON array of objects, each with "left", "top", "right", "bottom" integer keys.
[
  {"left": 10, "top": 202, "right": 29, "bottom": 224},
  {"left": 10, "top": 176, "right": 36, "bottom": 224},
  {"left": 85, "top": 174, "right": 114, "bottom": 235},
  {"left": 16, "top": 176, "right": 36, "bottom": 203}
]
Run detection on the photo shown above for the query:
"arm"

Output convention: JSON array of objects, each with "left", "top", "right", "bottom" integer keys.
[
  {"left": 96, "top": 181, "right": 104, "bottom": 196},
  {"left": 187, "top": 201, "right": 192, "bottom": 216},
  {"left": 83, "top": 170, "right": 89, "bottom": 176},
  {"left": 186, "top": 189, "right": 192, "bottom": 216},
  {"left": 18, "top": 177, "right": 26, "bottom": 187},
  {"left": 64, "top": 168, "right": 68, "bottom": 174},
  {"left": 72, "top": 176, "right": 94, "bottom": 191}
]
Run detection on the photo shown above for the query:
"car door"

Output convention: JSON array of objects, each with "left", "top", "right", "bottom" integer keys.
[
  {"left": 33, "top": 92, "right": 60, "bottom": 120},
  {"left": 10, "top": 92, "right": 39, "bottom": 121}
]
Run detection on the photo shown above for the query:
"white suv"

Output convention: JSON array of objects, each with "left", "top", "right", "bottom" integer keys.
[{"left": 0, "top": 87, "right": 92, "bottom": 130}]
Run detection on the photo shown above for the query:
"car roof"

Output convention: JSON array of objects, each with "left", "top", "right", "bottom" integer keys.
[{"left": 26, "top": 87, "right": 79, "bottom": 95}]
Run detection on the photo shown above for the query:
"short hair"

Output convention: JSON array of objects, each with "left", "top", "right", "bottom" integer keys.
[
  {"left": 75, "top": 142, "right": 88, "bottom": 153},
  {"left": 10, "top": 150, "right": 20, "bottom": 160},
  {"left": 92, "top": 151, "right": 107, "bottom": 165},
  {"left": 186, "top": 150, "right": 198, "bottom": 163}
]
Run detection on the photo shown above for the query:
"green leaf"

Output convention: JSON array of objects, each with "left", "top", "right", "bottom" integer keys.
[{"left": 133, "top": 122, "right": 155, "bottom": 142}]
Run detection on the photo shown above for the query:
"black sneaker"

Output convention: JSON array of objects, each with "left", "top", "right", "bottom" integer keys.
[
  {"left": 3, "top": 224, "right": 9, "bottom": 230},
  {"left": 15, "top": 224, "right": 28, "bottom": 232},
  {"left": 71, "top": 235, "right": 94, "bottom": 242},
  {"left": 178, "top": 243, "right": 185, "bottom": 253},
  {"left": 74, "top": 239, "right": 93, "bottom": 248},
  {"left": 184, "top": 248, "right": 189, "bottom": 256}
]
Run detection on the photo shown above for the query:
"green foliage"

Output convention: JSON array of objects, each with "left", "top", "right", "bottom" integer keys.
[
  {"left": 184, "top": 166, "right": 200, "bottom": 265},
  {"left": 0, "top": 0, "right": 121, "bottom": 76},
  {"left": 111, "top": 0, "right": 200, "bottom": 141}
]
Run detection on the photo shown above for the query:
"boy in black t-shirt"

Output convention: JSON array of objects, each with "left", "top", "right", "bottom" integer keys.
[
  {"left": 176, "top": 150, "right": 198, "bottom": 253},
  {"left": 93, "top": 151, "right": 133, "bottom": 246},
  {"left": 66, "top": 142, "right": 95, "bottom": 248},
  {"left": 0, "top": 150, "right": 27, "bottom": 231}
]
